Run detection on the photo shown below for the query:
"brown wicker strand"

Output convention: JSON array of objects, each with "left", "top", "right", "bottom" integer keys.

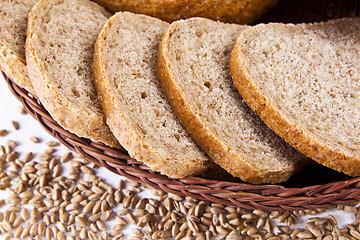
[{"left": 3, "top": 71, "right": 360, "bottom": 211}]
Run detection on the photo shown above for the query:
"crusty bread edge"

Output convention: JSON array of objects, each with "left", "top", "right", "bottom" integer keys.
[
  {"left": 229, "top": 22, "right": 360, "bottom": 177},
  {"left": 92, "top": 12, "right": 210, "bottom": 178},
  {"left": 0, "top": 38, "right": 35, "bottom": 95},
  {"left": 25, "top": 0, "right": 121, "bottom": 149},
  {"left": 93, "top": 0, "right": 279, "bottom": 24},
  {"left": 157, "top": 19, "right": 298, "bottom": 184}
]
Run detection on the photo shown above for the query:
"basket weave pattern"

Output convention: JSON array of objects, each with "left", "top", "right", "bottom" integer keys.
[{"left": 4, "top": 72, "right": 360, "bottom": 211}]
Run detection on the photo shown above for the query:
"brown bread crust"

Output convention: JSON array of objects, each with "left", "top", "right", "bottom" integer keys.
[
  {"left": 93, "top": 12, "right": 212, "bottom": 178},
  {"left": 157, "top": 18, "right": 308, "bottom": 184},
  {"left": 26, "top": 0, "right": 120, "bottom": 148},
  {"left": 230, "top": 19, "right": 360, "bottom": 176},
  {"left": 92, "top": 0, "right": 280, "bottom": 24},
  {"left": 0, "top": 0, "right": 38, "bottom": 95}
]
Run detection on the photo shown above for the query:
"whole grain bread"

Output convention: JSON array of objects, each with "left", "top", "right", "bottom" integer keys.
[
  {"left": 26, "top": 0, "right": 120, "bottom": 148},
  {"left": 0, "top": 0, "right": 38, "bottom": 95},
  {"left": 230, "top": 18, "right": 360, "bottom": 176},
  {"left": 92, "top": 0, "right": 279, "bottom": 24},
  {"left": 157, "top": 18, "right": 309, "bottom": 184},
  {"left": 93, "top": 12, "right": 213, "bottom": 178}
]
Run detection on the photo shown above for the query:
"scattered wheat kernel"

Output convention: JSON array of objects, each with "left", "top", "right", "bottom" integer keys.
[
  {"left": 328, "top": 215, "right": 338, "bottom": 225},
  {"left": 0, "top": 145, "right": 5, "bottom": 155},
  {"left": 57, "top": 231, "right": 66, "bottom": 240},
  {"left": 65, "top": 214, "right": 75, "bottom": 226},
  {"left": 30, "top": 223, "right": 38, "bottom": 236},
  {"left": 75, "top": 216, "right": 86, "bottom": 227},
  {"left": 100, "top": 210, "right": 113, "bottom": 222},
  {"left": 60, "top": 152, "right": 73, "bottom": 163},
  {"left": 46, "top": 141, "right": 60, "bottom": 147},
  {"left": 23, "top": 152, "right": 34, "bottom": 163},
  {"left": 7, "top": 204, "right": 21, "bottom": 212},
  {"left": 8, "top": 211, "right": 17, "bottom": 224},
  {"left": 112, "top": 224, "right": 124, "bottom": 232},
  {"left": 6, "top": 151, "right": 19, "bottom": 162},
  {"left": 20, "top": 226, "right": 31, "bottom": 238},
  {"left": 344, "top": 206, "right": 356, "bottom": 213},
  {"left": 20, "top": 208, "right": 30, "bottom": 220},
  {"left": 29, "top": 136, "right": 40, "bottom": 143},
  {"left": 38, "top": 222, "right": 46, "bottom": 236},
  {"left": 16, "top": 105, "right": 26, "bottom": 114},
  {"left": 175, "top": 231, "right": 186, "bottom": 240},
  {"left": 90, "top": 223, "right": 99, "bottom": 233},
  {"left": 116, "top": 216, "right": 127, "bottom": 225},
  {"left": 350, "top": 229, "right": 360, "bottom": 239},
  {"left": 96, "top": 220, "right": 106, "bottom": 231},
  {"left": 14, "top": 225, "right": 23, "bottom": 238},
  {"left": 45, "top": 227, "right": 52, "bottom": 239},
  {"left": 168, "top": 193, "right": 183, "bottom": 201},
  {"left": 44, "top": 148, "right": 56, "bottom": 155},
  {"left": 11, "top": 120, "right": 19, "bottom": 130},
  {"left": 0, "top": 129, "right": 8, "bottom": 136},
  {"left": 12, "top": 217, "right": 23, "bottom": 228},
  {"left": 6, "top": 140, "right": 18, "bottom": 148},
  {"left": 89, "top": 213, "right": 101, "bottom": 222},
  {"left": 195, "top": 233, "right": 206, "bottom": 240},
  {"left": 4, "top": 232, "right": 13, "bottom": 240},
  {"left": 113, "top": 233, "right": 124, "bottom": 240}
]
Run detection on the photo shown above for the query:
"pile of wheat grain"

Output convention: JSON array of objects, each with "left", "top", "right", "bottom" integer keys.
[{"left": 0, "top": 106, "right": 359, "bottom": 240}]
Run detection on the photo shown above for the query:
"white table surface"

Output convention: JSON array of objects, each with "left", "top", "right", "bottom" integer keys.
[{"left": 0, "top": 72, "right": 357, "bottom": 239}]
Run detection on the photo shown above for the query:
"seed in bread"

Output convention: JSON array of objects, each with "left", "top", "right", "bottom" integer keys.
[
  {"left": 93, "top": 12, "right": 213, "bottom": 178},
  {"left": 230, "top": 18, "right": 360, "bottom": 176},
  {"left": 157, "top": 17, "right": 310, "bottom": 184},
  {"left": 25, "top": 0, "right": 120, "bottom": 148},
  {"left": 0, "top": 0, "right": 38, "bottom": 95}
]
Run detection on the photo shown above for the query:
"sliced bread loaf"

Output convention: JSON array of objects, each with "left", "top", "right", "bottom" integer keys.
[
  {"left": 0, "top": 0, "right": 38, "bottom": 95},
  {"left": 26, "top": 0, "right": 120, "bottom": 148},
  {"left": 230, "top": 18, "right": 360, "bottom": 176},
  {"left": 158, "top": 18, "right": 310, "bottom": 184},
  {"left": 93, "top": 12, "right": 213, "bottom": 178}
]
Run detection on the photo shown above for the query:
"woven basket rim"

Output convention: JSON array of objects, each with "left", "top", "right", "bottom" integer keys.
[{"left": 4, "top": 72, "right": 360, "bottom": 211}]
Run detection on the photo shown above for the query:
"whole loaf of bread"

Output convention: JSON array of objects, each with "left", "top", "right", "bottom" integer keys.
[{"left": 92, "top": 0, "right": 279, "bottom": 24}]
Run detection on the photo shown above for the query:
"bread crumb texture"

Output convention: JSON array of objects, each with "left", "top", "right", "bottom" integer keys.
[
  {"left": 93, "top": 12, "right": 212, "bottom": 178},
  {"left": 26, "top": 0, "right": 120, "bottom": 148},
  {"left": 0, "top": 0, "right": 38, "bottom": 94},
  {"left": 231, "top": 18, "right": 360, "bottom": 176},
  {"left": 158, "top": 18, "right": 309, "bottom": 183}
]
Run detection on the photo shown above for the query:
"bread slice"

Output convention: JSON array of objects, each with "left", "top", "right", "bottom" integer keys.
[
  {"left": 0, "top": 0, "right": 38, "bottom": 95},
  {"left": 158, "top": 18, "right": 309, "bottom": 184},
  {"left": 230, "top": 18, "right": 360, "bottom": 177},
  {"left": 92, "top": 0, "right": 279, "bottom": 24},
  {"left": 26, "top": 0, "right": 120, "bottom": 148},
  {"left": 93, "top": 12, "right": 214, "bottom": 178}
]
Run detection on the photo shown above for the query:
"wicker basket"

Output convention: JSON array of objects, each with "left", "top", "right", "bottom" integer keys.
[{"left": 3, "top": 0, "right": 360, "bottom": 211}]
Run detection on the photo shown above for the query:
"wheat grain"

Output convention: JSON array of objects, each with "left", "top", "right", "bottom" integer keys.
[
  {"left": 1, "top": 117, "right": 359, "bottom": 240},
  {"left": 13, "top": 225, "right": 23, "bottom": 238},
  {"left": 10, "top": 121, "right": 19, "bottom": 130},
  {"left": 29, "top": 136, "right": 40, "bottom": 143},
  {"left": 16, "top": 106, "right": 26, "bottom": 115},
  {"left": 0, "top": 129, "right": 8, "bottom": 137}
]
